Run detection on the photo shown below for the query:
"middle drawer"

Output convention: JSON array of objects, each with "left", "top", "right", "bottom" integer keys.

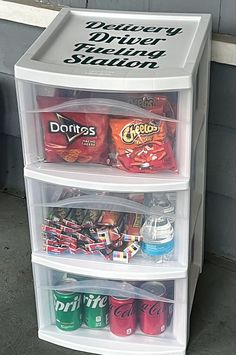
[{"left": 26, "top": 176, "right": 190, "bottom": 279}]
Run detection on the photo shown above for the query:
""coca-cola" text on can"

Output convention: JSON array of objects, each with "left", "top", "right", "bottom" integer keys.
[
  {"left": 138, "top": 281, "right": 167, "bottom": 335},
  {"left": 109, "top": 296, "right": 136, "bottom": 336}
]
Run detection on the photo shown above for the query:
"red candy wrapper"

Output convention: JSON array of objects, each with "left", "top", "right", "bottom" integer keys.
[
  {"left": 125, "top": 214, "right": 143, "bottom": 236},
  {"left": 110, "top": 118, "right": 177, "bottom": 173},
  {"left": 37, "top": 96, "right": 109, "bottom": 164},
  {"left": 98, "top": 211, "right": 121, "bottom": 226}
]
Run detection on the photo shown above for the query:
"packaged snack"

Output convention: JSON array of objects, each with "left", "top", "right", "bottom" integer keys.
[
  {"left": 98, "top": 211, "right": 121, "bottom": 227},
  {"left": 48, "top": 207, "right": 70, "bottom": 222},
  {"left": 82, "top": 210, "right": 101, "bottom": 227},
  {"left": 124, "top": 213, "right": 143, "bottom": 237},
  {"left": 128, "top": 94, "right": 177, "bottom": 139},
  {"left": 37, "top": 96, "right": 109, "bottom": 164},
  {"left": 66, "top": 208, "right": 87, "bottom": 225},
  {"left": 110, "top": 118, "right": 177, "bottom": 173}
]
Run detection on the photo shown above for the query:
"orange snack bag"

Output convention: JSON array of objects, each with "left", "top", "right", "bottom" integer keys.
[{"left": 110, "top": 118, "right": 177, "bottom": 173}]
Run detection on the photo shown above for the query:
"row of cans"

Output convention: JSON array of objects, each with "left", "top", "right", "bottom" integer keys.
[{"left": 53, "top": 279, "right": 173, "bottom": 336}]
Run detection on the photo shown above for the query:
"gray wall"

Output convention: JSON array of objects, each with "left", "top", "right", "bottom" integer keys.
[{"left": 0, "top": 0, "right": 235, "bottom": 259}]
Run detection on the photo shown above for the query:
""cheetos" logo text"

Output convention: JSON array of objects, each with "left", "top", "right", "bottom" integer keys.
[{"left": 121, "top": 122, "right": 159, "bottom": 144}]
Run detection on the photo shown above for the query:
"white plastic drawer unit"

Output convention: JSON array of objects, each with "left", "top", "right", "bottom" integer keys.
[
  {"left": 15, "top": 8, "right": 211, "bottom": 355},
  {"left": 15, "top": 8, "right": 211, "bottom": 182},
  {"left": 33, "top": 263, "right": 187, "bottom": 355},
  {"left": 26, "top": 174, "right": 190, "bottom": 279}
]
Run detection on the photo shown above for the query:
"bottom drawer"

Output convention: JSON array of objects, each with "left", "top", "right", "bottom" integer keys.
[{"left": 33, "top": 263, "right": 188, "bottom": 355}]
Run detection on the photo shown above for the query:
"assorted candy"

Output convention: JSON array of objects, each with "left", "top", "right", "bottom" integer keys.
[
  {"left": 42, "top": 189, "right": 176, "bottom": 263},
  {"left": 38, "top": 93, "right": 177, "bottom": 174},
  {"left": 42, "top": 208, "right": 142, "bottom": 262}
]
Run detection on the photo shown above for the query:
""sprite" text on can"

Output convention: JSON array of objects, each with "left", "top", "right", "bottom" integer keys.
[
  {"left": 53, "top": 279, "right": 83, "bottom": 331},
  {"left": 83, "top": 293, "right": 109, "bottom": 328}
]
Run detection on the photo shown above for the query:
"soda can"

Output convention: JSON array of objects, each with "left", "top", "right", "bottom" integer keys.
[
  {"left": 109, "top": 296, "right": 137, "bottom": 336},
  {"left": 138, "top": 281, "right": 167, "bottom": 335},
  {"left": 83, "top": 293, "right": 109, "bottom": 328},
  {"left": 53, "top": 278, "right": 83, "bottom": 331}
]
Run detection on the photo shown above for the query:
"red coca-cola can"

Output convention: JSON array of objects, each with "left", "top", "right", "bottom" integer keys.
[
  {"left": 138, "top": 281, "right": 167, "bottom": 335},
  {"left": 109, "top": 296, "right": 137, "bottom": 336}
]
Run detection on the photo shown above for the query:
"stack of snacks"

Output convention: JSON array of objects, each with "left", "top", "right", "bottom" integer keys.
[
  {"left": 38, "top": 94, "right": 177, "bottom": 174},
  {"left": 42, "top": 208, "right": 143, "bottom": 263}
]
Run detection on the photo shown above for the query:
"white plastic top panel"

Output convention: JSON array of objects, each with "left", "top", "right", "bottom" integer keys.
[
  {"left": 15, "top": 9, "right": 211, "bottom": 91},
  {"left": 24, "top": 163, "right": 189, "bottom": 192}
]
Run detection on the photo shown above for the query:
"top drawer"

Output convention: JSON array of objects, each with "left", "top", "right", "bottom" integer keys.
[{"left": 17, "top": 81, "right": 192, "bottom": 179}]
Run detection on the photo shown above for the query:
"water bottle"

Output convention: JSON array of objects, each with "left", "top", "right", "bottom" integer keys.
[{"left": 140, "top": 216, "right": 174, "bottom": 263}]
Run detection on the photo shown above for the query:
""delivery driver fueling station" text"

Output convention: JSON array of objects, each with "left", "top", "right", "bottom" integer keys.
[{"left": 64, "top": 21, "right": 183, "bottom": 69}]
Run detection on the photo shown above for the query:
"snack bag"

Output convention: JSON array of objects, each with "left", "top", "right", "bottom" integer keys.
[
  {"left": 128, "top": 94, "right": 177, "bottom": 140},
  {"left": 110, "top": 118, "right": 177, "bottom": 173},
  {"left": 37, "top": 96, "right": 109, "bottom": 164}
]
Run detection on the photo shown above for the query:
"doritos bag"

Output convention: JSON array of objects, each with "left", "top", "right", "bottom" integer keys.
[{"left": 37, "top": 96, "right": 109, "bottom": 164}]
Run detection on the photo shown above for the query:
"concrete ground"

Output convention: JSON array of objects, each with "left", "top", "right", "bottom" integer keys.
[{"left": 0, "top": 192, "right": 235, "bottom": 355}]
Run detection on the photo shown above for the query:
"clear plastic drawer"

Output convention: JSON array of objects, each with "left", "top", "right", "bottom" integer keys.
[
  {"left": 26, "top": 177, "right": 190, "bottom": 279},
  {"left": 17, "top": 81, "right": 191, "bottom": 177},
  {"left": 33, "top": 263, "right": 187, "bottom": 354}
]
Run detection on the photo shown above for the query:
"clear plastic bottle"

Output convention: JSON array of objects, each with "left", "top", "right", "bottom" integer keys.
[{"left": 140, "top": 216, "right": 174, "bottom": 263}]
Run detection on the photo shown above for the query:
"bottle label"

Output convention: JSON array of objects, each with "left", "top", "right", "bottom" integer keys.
[{"left": 141, "top": 239, "right": 174, "bottom": 256}]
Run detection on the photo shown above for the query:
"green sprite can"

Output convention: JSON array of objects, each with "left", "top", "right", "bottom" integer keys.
[
  {"left": 53, "top": 278, "right": 83, "bottom": 331},
  {"left": 83, "top": 293, "right": 109, "bottom": 328}
]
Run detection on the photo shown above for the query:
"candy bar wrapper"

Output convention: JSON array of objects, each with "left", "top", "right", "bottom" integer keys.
[
  {"left": 98, "top": 211, "right": 122, "bottom": 227},
  {"left": 77, "top": 230, "right": 96, "bottom": 244},
  {"left": 79, "top": 228, "right": 98, "bottom": 242},
  {"left": 43, "top": 238, "right": 60, "bottom": 246},
  {"left": 123, "top": 242, "right": 141, "bottom": 257},
  {"left": 37, "top": 96, "right": 109, "bottom": 164},
  {"left": 85, "top": 242, "right": 106, "bottom": 252},
  {"left": 88, "top": 227, "right": 98, "bottom": 240},
  {"left": 66, "top": 208, "right": 87, "bottom": 225},
  {"left": 42, "top": 224, "right": 61, "bottom": 235},
  {"left": 122, "top": 234, "right": 143, "bottom": 242},
  {"left": 112, "top": 251, "right": 131, "bottom": 263},
  {"left": 48, "top": 207, "right": 70, "bottom": 222},
  {"left": 97, "top": 227, "right": 110, "bottom": 243},
  {"left": 44, "top": 244, "right": 68, "bottom": 254},
  {"left": 62, "top": 218, "right": 81, "bottom": 230},
  {"left": 60, "top": 225, "right": 80, "bottom": 234},
  {"left": 125, "top": 213, "right": 143, "bottom": 236},
  {"left": 59, "top": 233, "right": 78, "bottom": 245},
  {"left": 82, "top": 209, "right": 101, "bottom": 227},
  {"left": 42, "top": 231, "right": 57, "bottom": 239}
]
